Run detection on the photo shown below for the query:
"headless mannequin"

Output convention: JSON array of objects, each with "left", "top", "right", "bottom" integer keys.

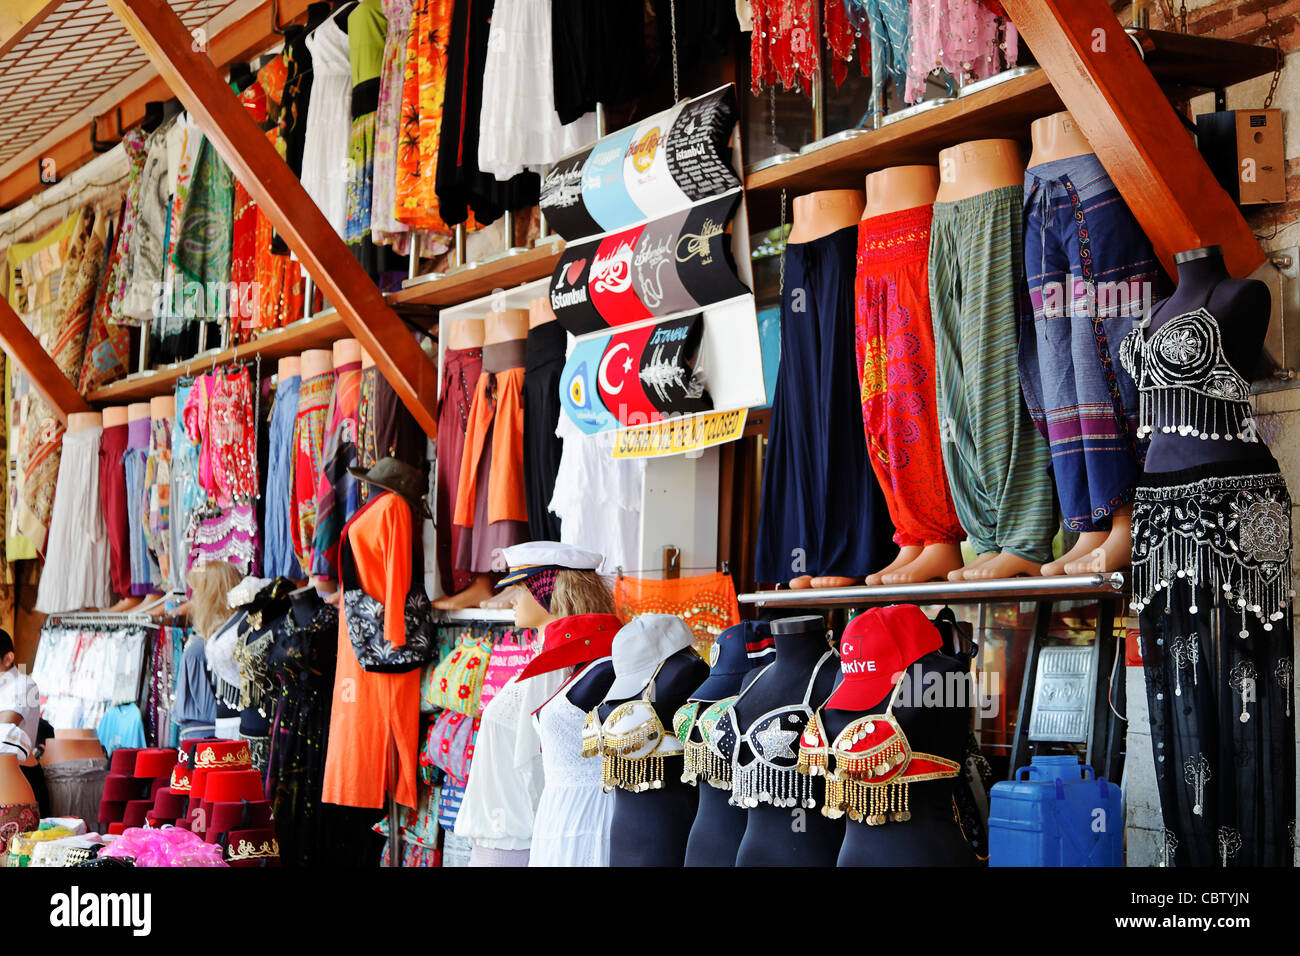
[
  {"left": 529, "top": 296, "right": 557, "bottom": 328},
  {"left": 311, "top": 339, "right": 362, "bottom": 593},
  {"left": 0, "top": 753, "right": 35, "bottom": 805},
  {"left": 434, "top": 312, "right": 529, "bottom": 611},
  {"left": 783, "top": 190, "right": 866, "bottom": 590},
  {"left": 446, "top": 317, "right": 485, "bottom": 351},
  {"left": 933, "top": 139, "right": 1042, "bottom": 582},
  {"left": 300, "top": 348, "right": 333, "bottom": 382},
  {"left": 1140, "top": 246, "right": 1271, "bottom": 474},
  {"left": 279, "top": 354, "right": 301, "bottom": 384},
  {"left": 102, "top": 406, "right": 131, "bottom": 609},
  {"left": 66, "top": 411, "right": 101, "bottom": 436},
  {"left": 683, "top": 665, "right": 763, "bottom": 867},
  {"left": 1025, "top": 113, "right": 1137, "bottom": 577},
  {"left": 823, "top": 649, "right": 976, "bottom": 866},
  {"left": 599, "top": 647, "right": 710, "bottom": 866},
  {"left": 732, "top": 616, "right": 844, "bottom": 866},
  {"left": 41, "top": 735, "right": 105, "bottom": 766},
  {"left": 857, "top": 166, "right": 965, "bottom": 587}
]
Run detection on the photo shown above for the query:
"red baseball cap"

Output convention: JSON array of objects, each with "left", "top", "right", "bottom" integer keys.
[
  {"left": 517, "top": 614, "right": 622, "bottom": 681},
  {"left": 825, "top": 605, "right": 942, "bottom": 711}
]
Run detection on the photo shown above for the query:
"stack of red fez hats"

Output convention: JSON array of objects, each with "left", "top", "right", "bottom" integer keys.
[
  {"left": 180, "top": 739, "right": 280, "bottom": 866},
  {"left": 98, "top": 748, "right": 179, "bottom": 834}
]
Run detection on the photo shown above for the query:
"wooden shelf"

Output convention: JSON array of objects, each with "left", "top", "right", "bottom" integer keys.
[
  {"left": 739, "top": 572, "right": 1127, "bottom": 608},
  {"left": 744, "top": 29, "right": 1277, "bottom": 200},
  {"left": 388, "top": 240, "right": 563, "bottom": 310},
  {"left": 85, "top": 239, "right": 564, "bottom": 403}
]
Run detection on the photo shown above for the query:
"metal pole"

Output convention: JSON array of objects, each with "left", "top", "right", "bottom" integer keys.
[
  {"left": 810, "top": 1, "right": 824, "bottom": 142},
  {"left": 302, "top": 275, "right": 315, "bottom": 319},
  {"left": 454, "top": 223, "right": 465, "bottom": 268},
  {"left": 137, "top": 318, "right": 151, "bottom": 373},
  {"left": 408, "top": 243, "right": 418, "bottom": 281},
  {"left": 739, "top": 572, "right": 1127, "bottom": 607}
]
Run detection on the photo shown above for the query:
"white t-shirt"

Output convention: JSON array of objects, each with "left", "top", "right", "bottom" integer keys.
[{"left": 0, "top": 667, "right": 41, "bottom": 756}]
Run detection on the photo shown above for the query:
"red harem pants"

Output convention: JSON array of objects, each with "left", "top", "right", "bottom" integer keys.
[
  {"left": 855, "top": 205, "right": 964, "bottom": 548},
  {"left": 435, "top": 347, "right": 482, "bottom": 595}
]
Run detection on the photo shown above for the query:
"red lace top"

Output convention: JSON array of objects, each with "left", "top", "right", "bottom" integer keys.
[{"left": 750, "top": 0, "right": 868, "bottom": 96}]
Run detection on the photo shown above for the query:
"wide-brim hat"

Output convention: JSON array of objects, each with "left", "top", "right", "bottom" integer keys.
[
  {"left": 347, "top": 456, "right": 431, "bottom": 518},
  {"left": 517, "top": 614, "right": 622, "bottom": 681},
  {"left": 603, "top": 614, "right": 697, "bottom": 702}
]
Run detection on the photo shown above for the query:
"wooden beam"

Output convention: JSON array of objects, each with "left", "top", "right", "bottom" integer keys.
[
  {"left": 104, "top": 0, "right": 441, "bottom": 437},
  {"left": 1002, "top": 0, "right": 1264, "bottom": 277},
  {"left": 0, "top": 297, "right": 91, "bottom": 422}
]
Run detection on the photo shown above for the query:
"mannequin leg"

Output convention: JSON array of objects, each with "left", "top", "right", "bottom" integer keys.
[
  {"left": 809, "top": 575, "right": 863, "bottom": 589},
  {"left": 882, "top": 542, "right": 964, "bottom": 585},
  {"left": 949, "top": 550, "right": 995, "bottom": 581},
  {"left": 866, "top": 545, "right": 922, "bottom": 586},
  {"left": 432, "top": 574, "right": 497, "bottom": 610},
  {"left": 963, "top": 551, "right": 1043, "bottom": 580},
  {"left": 107, "top": 595, "right": 144, "bottom": 612},
  {"left": 1063, "top": 505, "right": 1132, "bottom": 575},
  {"left": 788, "top": 575, "right": 813, "bottom": 589},
  {"left": 1042, "top": 530, "right": 1108, "bottom": 576}
]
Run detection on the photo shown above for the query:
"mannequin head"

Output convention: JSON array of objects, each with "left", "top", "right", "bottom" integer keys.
[
  {"left": 511, "top": 570, "right": 615, "bottom": 630},
  {"left": 186, "top": 561, "right": 245, "bottom": 639},
  {"left": 0, "top": 629, "right": 13, "bottom": 673}
]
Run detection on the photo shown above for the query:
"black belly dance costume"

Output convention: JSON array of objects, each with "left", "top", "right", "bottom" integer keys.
[{"left": 1120, "top": 303, "right": 1296, "bottom": 868}]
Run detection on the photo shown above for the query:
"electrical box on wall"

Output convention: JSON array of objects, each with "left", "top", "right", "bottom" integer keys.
[{"left": 1196, "top": 109, "right": 1285, "bottom": 205}]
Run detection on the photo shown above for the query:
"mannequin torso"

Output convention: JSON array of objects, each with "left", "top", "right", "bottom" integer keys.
[
  {"left": 822, "top": 651, "right": 976, "bottom": 866},
  {"left": 300, "top": 349, "right": 333, "bottom": 381},
  {"left": 566, "top": 658, "right": 615, "bottom": 711},
  {"left": 103, "top": 406, "right": 128, "bottom": 429},
  {"left": 278, "top": 355, "right": 301, "bottom": 381},
  {"left": 528, "top": 298, "right": 557, "bottom": 328},
  {"left": 485, "top": 309, "right": 529, "bottom": 344},
  {"left": 788, "top": 190, "right": 865, "bottom": 244},
  {"left": 1138, "top": 248, "right": 1271, "bottom": 473},
  {"left": 727, "top": 616, "right": 845, "bottom": 865},
  {"left": 66, "top": 412, "right": 101, "bottom": 435},
  {"left": 863, "top": 166, "right": 939, "bottom": 218},
  {"left": 1028, "top": 111, "right": 1091, "bottom": 167},
  {"left": 935, "top": 139, "right": 1024, "bottom": 203},
  {"left": 446, "top": 318, "right": 485, "bottom": 351},
  {"left": 332, "top": 338, "right": 361, "bottom": 369},
  {"left": 598, "top": 647, "right": 710, "bottom": 866}
]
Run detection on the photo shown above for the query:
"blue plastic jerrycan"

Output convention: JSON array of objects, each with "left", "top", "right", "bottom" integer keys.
[{"left": 988, "top": 755, "right": 1122, "bottom": 867}]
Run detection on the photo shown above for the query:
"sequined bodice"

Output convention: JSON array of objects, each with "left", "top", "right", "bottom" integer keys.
[
  {"left": 719, "top": 652, "right": 835, "bottom": 770},
  {"left": 538, "top": 667, "right": 605, "bottom": 789},
  {"left": 1118, "top": 308, "right": 1255, "bottom": 442}
]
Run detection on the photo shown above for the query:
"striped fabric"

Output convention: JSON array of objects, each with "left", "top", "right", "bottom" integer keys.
[
  {"left": 123, "top": 424, "right": 161, "bottom": 596},
  {"left": 928, "top": 185, "right": 1057, "bottom": 563}
]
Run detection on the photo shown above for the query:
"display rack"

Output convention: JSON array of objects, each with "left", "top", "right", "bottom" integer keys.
[{"left": 739, "top": 571, "right": 1126, "bottom": 607}]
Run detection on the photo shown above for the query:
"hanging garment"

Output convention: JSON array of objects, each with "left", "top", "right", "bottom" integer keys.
[
  {"left": 755, "top": 225, "right": 896, "bottom": 583},
  {"left": 322, "top": 494, "right": 422, "bottom": 810},
  {"left": 530, "top": 661, "right": 615, "bottom": 867},
  {"left": 373, "top": 0, "right": 449, "bottom": 255},
  {"left": 905, "top": 0, "right": 1018, "bottom": 104},
  {"left": 847, "top": 0, "right": 910, "bottom": 118},
  {"left": 100, "top": 422, "right": 132, "bottom": 597},
  {"left": 44, "top": 758, "right": 108, "bottom": 826},
  {"left": 1018, "top": 153, "right": 1156, "bottom": 534},
  {"left": 357, "top": 363, "right": 426, "bottom": 508},
  {"left": 523, "top": 322, "right": 566, "bottom": 541},
  {"left": 120, "top": 129, "right": 171, "bottom": 324},
  {"left": 198, "top": 366, "right": 258, "bottom": 507},
  {"left": 478, "top": 0, "right": 598, "bottom": 180},
  {"left": 928, "top": 186, "right": 1057, "bottom": 562},
  {"left": 230, "top": 79, "right": 270, "bottom": 344},
  {"left": 82, "top": 188, "right": 136, "bottom": 392},
  {"left": 301, "top": 10, "right": 354, "bottom": 239},
  {"left": 855, "top": 205, "right": 964, "bottom": 550},
  {"left": 551, "top": 0, "right": 646, "bottom": 122},
  {"left": 345, "top": 0, "right": 404, "bottom": 285},
  {"left": 748, "top": 0, "right": 866, "bottom": 96},
  {"left": 174, "top": 634, "right": 217, "bottom": 741},
  {"left": 291, "top": 369, "right": 336, "bottom": 575},
  {"left": 264, "top": 375, "right": 302, "bottom": 579},
  {"left": 312, "top": 361, "right": 362, "bottom": 577},
  {"left": 104, "top": 127, "right": 150, "bottom": 324},
  {"left": 124, "top": 416, "right": 161, "bottom": 596},
  {"left": 436, "top": 347, "right": 481, "bottom": 595},
  {"left": 435, "top": 0, "right": 539, "bottom": 226},
  {"left": 1131, "top": 459, "right": 1295, "bottom": 867},
  {"left": 170, "top": 381, "right": 204, "bottom": 594},
  {"left": 153, "top": 114, "right": 204, "bottom": 360},
  {"left": 454, "top": 668, "right": 564, "bottom": 854},
  {"left": 549, "top": 413, "right": 644, "bottom": 575},
  {"left": 37, "top": 427, "right": 112, "bottom": 613},
  {"left": 143, "top": 415, "right": 173, "bottom": 586},
  {"left": 454, "top": 340, "right": 529, "bottom": 573},
  {"left": 613, "top": 573, "right": 741, "bottom": 650},
  {"left": 393, "top": 0, "right": 458, "bottom": 237},
  {"left": 174, "top": 138, "right": 235, "bottom": 326}
]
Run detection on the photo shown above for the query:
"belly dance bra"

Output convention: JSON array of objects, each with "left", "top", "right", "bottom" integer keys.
[
  {"left": 674, "top": 696, "right": 739, "bottom": 790},
  {"left": 1118, "top": 303, "right": 1256, "bottom": 443},
  {"left": 715, "top": 651, "right": 836, "bottom": 810},
  {"left": 582, "top": 660, "right": 684, "bottom": 793},
  {"left": 797, "top": 680, "right": 960, "bottom": 825}
]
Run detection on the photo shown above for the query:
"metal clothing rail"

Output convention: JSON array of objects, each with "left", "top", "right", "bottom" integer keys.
[
  {"left": 44, "top": 611, "right": 157, "bottom": 627},
  {"left": 739, "top": 572, "right": 1127, "bottom": 608}
]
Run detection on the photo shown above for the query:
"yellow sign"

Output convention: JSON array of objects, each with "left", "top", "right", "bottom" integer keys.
[{"left": 612, "top": 409, "right": 748, "bottom": 458}]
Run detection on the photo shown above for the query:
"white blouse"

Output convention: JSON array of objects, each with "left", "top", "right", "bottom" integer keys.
[
  {"left": 300, "top": 11, "right": 353, "bottom": 239},
  {"left": 454, "top": 668, "right": 566, "bottom": 851},
  {"left": 478, "top": 0, "right": 598, "bottom": 179}
]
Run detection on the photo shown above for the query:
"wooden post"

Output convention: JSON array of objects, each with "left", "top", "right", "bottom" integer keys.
[
  {"left": 0, "top": 297, "right": 91, "bottom": 421},
  {"left": 105, "top": 0, "right": 441, "bottom": 437},
  {"left": 1002, "top": 0, "right": 1264, "bottom": 277}
]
